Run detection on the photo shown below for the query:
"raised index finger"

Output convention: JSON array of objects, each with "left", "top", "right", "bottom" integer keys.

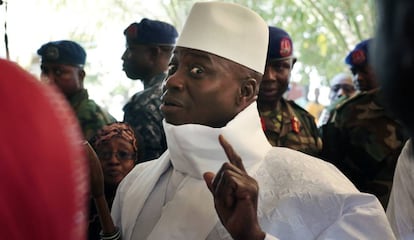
[{"left": 218, "top": 134, "right": 246, "bottom": 172}]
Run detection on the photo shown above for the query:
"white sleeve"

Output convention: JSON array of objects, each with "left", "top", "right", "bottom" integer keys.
[
  {"left": 386, "top": 139, "right": 414, "bottom": 240},
  {"left": 111, "top": 179, "right": 124, "bottom": 234},
  {"left": 264, "top": 233, "right": 280, "bottom": 240},
  {"left": 318, "top": 194, "right": 396, "bottom": 239}
]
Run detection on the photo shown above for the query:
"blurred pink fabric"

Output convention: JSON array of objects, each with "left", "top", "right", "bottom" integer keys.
[{"left": 0, "top": 59, "right": 88, "bottom": 240}]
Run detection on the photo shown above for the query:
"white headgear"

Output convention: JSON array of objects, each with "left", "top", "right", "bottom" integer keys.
[{"left": 176, "top": 2, "right": 269, "bottom": 74}]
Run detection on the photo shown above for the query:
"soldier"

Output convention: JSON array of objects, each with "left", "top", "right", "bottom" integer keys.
[
  {"left": 258, "top": 26, "right": 322, "bottom": 157},
  {"left": 122, "top": 18, "right": 178, "bottom": 162},
  {"left": 323, "top": 39, "right": 408, "bottom": 208},
  {"left": 37, "top": 40, "right": 116, "bottom": 141}
]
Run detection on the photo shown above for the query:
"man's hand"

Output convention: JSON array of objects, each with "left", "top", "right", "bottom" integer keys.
[
  {"left": 203, "top": 135, "right": 265, "bottom": 240},
  {"left": 84, "top": 141, "right": 104, "bottom": 198}
]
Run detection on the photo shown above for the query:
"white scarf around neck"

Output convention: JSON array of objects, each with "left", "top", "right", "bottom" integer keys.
[
  {"left": 120, "top": 102, "right": 272, "bottom": 240},
  {"left": 165, "top": 102, "right": 272, "bottom": 179}
]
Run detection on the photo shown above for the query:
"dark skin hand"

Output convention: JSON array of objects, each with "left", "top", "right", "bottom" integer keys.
[
  {"left": 84, "top": 141, "right": 117, "bottom": 235},
  {"left": 203, "top": 135, "right": 266, "bottom": 240},
  {"left": 85, "top": 141, "right": 105, "bottom": 198}
]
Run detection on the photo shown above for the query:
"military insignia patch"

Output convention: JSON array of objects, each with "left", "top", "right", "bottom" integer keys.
[
  {"left": 280, "top": 37, "right": 292, "bottom": 57},
  {"left": 291, "top": 116, "right": 300, "bottom": 134},
  {"left": 126, "top": 23, "right": 138, "bottom": 40},
  {"left": 45, "top": 46, "right": 59, "bottom": 60},
  {"left": 352, "top": 49, "right": 366, "bottom": 65}
]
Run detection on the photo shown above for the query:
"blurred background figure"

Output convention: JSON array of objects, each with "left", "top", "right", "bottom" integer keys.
[
  {"left": 345, "top": 39, "right": 378, "bottom": 92},
  {"left": 0, "top": 59, "right": 88, "bottom": 240},
  {"left": 322, "top": 39, "right": 408, "bottom": 208},
  {"left": 374, "top": 0, "right": 414, "bottom": 238},
  {"left": 329, "top": 72, "right": 356, "bottom": 102},
  {"left": 318, "top": 72, "right": 356, "bottom": 127},
  {"left": 122, "top": 18, "right": 178, "bottom": 162},
  {"left": 88, "top": 122, "right": 142, "bottom": 240},
  {"left": 37, "top": 40, "right": 116, "bottom": 141},
  {"left": 305, "top": 87, "right": 325, "bottom": 124}
]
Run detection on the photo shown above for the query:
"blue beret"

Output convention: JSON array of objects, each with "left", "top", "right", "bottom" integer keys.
[
  {"left": 124, "top": 18, "right": 178, "bottom": 45},
  {"left": 37, "top": 40, "right": 86, "bottom": 67},
  {"left": 345, "top": 39, "right": 372, "bottom": 67},
  {"left": 267, "top": 26, "right": 294, "bottom": 60}
]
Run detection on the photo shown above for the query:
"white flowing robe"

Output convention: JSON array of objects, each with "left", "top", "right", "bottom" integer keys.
[
  {"left": 387, "top": 139, "right": 414, "bottom": 239},
  {"left": 112, "top": 102, "right": 395, "bottom": 240}
]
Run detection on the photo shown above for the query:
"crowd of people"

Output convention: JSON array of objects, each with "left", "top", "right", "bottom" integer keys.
[{"left": 2, "top": 0, "right": 414, "bottom": 239}]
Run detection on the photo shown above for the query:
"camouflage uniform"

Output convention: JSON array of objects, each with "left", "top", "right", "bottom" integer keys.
[
  {"left": 123, "top": 73, "right": 167, "bottom": 163},
  {"left": 318, "top": 95, "right": 350, "bottom": 127},
  {"left": 322, "top": 89, "right": 408, "bottom": 208},
  {"left": 69, "top": 89, "right": 117, "bottom": 141},
  {"left": 259, "top": 98, "right": 323, "bottom": 157}
]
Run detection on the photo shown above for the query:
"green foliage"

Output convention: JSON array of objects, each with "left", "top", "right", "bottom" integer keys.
[
  {"left": 160, "top": 0, "right": 376, "bottom": 86},
  {"left": 25, "top": 0, "right": 376, "bottom": 116}
]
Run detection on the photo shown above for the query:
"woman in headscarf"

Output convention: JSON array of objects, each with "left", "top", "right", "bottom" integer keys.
[{"left": 87, "top": 122, "right": 143, "bottom": 240}]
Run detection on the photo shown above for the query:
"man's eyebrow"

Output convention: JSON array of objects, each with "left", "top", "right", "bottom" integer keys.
[{"left": 174, "top": 50, "right": 215, "bottom": 65}]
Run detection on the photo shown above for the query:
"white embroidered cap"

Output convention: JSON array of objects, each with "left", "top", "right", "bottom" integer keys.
[{"left": 176, "top": 2, "right": 269, "bottom": 74}]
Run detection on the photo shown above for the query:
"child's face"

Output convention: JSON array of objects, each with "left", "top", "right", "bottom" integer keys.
[{"left": 95, "top": 137, "right": 136, "bottom": 187}]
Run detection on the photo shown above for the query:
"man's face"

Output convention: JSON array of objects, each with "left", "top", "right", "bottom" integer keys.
[
  {"left": 40, "top": 63, "right": 84, "bottom": 97},
  {"left": 258, "top": 58, "right": 294, "bottom": 104},
  {"left": 121, "top": 42, "right": 153, "bottom": 80},
  {"left": 329, "top": 83, "right": 355, "bottom": 102},
  {"left": 351, "top": 65, "right": 378, "bottom": 91},
  {"left": 160, "top": 47, "right": 245, "bottom": 128}
]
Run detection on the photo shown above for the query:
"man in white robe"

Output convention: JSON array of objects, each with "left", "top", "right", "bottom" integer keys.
[{"left": 111, "top": 2, "right": 395, "bottom": 239}]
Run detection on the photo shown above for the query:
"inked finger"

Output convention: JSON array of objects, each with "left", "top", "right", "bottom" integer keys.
[{"left": 218, "top": 134, "right": 246, "bottom": 172}]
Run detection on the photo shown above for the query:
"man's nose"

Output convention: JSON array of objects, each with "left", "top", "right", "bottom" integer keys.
[
  {"left": 337, "top": 88, "right": 344, "bottom": 97},
  {"left": 263, "top": 67, "right": 277, "bottom": 81},
  {"left": 121, "top": 49, "right": 129, "bottom": 60},
  {"left": 164, "top": 72, "right": 184, "bottom": 91}
]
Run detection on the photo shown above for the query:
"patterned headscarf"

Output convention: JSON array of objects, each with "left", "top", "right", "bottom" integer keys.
[{"left": 91, "top": 122, "right": 138, "bottom": 155}]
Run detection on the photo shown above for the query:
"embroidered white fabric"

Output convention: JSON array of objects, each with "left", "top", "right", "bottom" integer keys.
[
  {"left": 387, "top": 139, "right": 414, "bottom": 240},
  {"left": 112, "top": 102, "right": 395, "bottom": 240}
]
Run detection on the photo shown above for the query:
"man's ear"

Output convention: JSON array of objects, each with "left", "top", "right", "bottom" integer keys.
[
  {"left": 78, "top": 69, "right": 85, "bottom": 79},
  {"left": 78, "top": 69, "right": 86, "bottom": 86},
  {"left": 237, "top": 77, "right": 258, "bottom": 105},
  {"left": 291, "top": 57, "right": 297, "bottom": 69}
]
